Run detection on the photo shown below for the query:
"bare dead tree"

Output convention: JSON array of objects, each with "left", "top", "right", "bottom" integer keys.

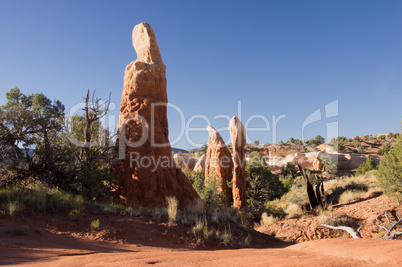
[
  {"left": 322, "top": 210, "right": 402, "bottom": 240},
  {"left": 320, "top": 181, "right": 326, "bottom": 208},
  {"left": 374, "top": 211, "right": 402, "bottom": 239},
  {"left": 296, "top": 162, "right": 320, "bottom": 209},
  {"left": 315, "top": 182, "right": 324, "bottom": 208},
  {"left": 320, "top": 224, "right": 362, "bottom": 239},
  {"left": 83, "top": 89, "right": 111, "bottom": 147}
]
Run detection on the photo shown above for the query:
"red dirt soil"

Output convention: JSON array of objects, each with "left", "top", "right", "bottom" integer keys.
[
  {"left": 257, "top": 194, "right": 400, "bottom": 242},
  {"left": 1, "top": 200, "right": 402, "bottom": 266}
]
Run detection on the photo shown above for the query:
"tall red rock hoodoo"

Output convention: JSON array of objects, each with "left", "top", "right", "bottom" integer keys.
[
  {"left": 205, "top": 126, "right": 233, "bottom": 204},
  {"left": 229, "top": 116, "right": 247, "bottom": 209},
  {"left": 116, "top": 22, "right": 202, "bottom": 208}
]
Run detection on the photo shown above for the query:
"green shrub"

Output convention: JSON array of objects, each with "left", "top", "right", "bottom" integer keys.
[
  {"left": 68, "top": 209, "right": 85, "bottom": 220},
  {"left": 248, "top": 151, "right": 265, "bottom": 166},
  {"left": 357, "top": 143, "right": 364, "bottom": 153},
  {"left": 377, "top": 135, "right": 386, "bottom": 140},
  {"left": 388, "top": 133, "right": 395, "bottom": 139},
  {"left": 378, "top": 142, "right": 391, "bottom": 155},
  {"left": 319, "top": 153, "right": 338, "bottom": 174},
  {"left": 90, "top": 219, "right": 100, "bottom": 230},
  {"left": 378, "top": 135, "right": 402, "bottom": 204},
  {"left": 2, "top": 200, "right": 22, "bottom": 216},
  {"left": 100, "top": 203, "right": 126, "bottom": 215},
  {"left": 186, "top": 171, "right": 225, "bottom": 209},
  {"left": 264, "top": 201, "right": 286, "bottom": 218},
  {"left": 0, "top": 187, "right": 16, "bottom": 202},
  {"left": 333, "top": 139, "right": 345, "bottom": 152},
  {"left": 246, "top": 163, "right": 285, "bottom": 212},
  {"left": 355, "top": 156, "right": 377, "bottom": 177},
  {"left": 279, "top": 162, "right": 298, "bottom": 192},
  {"left": 48, "top": 191, "right": 84, "bottom": 212},
  {"left": 221, "top": 225, "right": 233, "bottom": 246}
]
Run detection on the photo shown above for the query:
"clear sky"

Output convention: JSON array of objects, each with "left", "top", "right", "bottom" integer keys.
[{"left": 1, "top": 0, "right": 401, "bottom": 149}]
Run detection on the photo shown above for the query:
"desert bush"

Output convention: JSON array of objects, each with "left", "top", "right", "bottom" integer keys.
[
  {"left": 210, "top": 208, "right": 233, "bottom": 225},
  {"left": 279, "top": 173, "right": 294, "bottom": 192},
  {"left": 388, "top": 133, "right": 395, "bottom": 139},
  {"left": 281, "top": 186, "right": 309, "bottom": 206},
  {"left": 0, "top": 187, "right": 16, "bottom": 202},
  {"left": 125, "top": 206, "right": 147, "bottom": 216},
  {"left": 48, "top": 191, "right": 84, "bottom": 213},
  {"left": 378, "top": 142, "right": 391, "bottom": 155},
  {"left": 90, "top": 219, "right": 100, "bottom": 230},
  {"left": 248, "top": 151, "right": 265, "bottom": 166},
  {"left": 318, "top": 212, "right": 356, "bottom": 227},
  {"left": 186, "top": 171, "right": 226, "bottom": 209},
  {"left": 264, "top": 200, "right": 286, "bottom": 218},
  {"left": 285, "top": 203, "right": 303, "bottom": 218},
  {"left": 246, "top": 162, "right": 285, "bottom": 212},
  {"left": 260, "top": 212, "right": 278, "bottom": 226},
  {"left": 221, "top": 225, "right": 233, "bottom": 246},
  {"left": 2, "top": 200, "right": 22, "bottom": 216},
  {"left": 377, "top": 135, "right": 402, "bottom": 204},
  {"left": 152, "top": 209, "right": 168, "bottom": 221},
  {"left": 377, "top": 134, "right": 386, "bottom": 140},
  {"left": 100, "top": 203, "right": 125, "bottom": 215},
  {"left": 338, "top": 190, "right": 365, "bottom": 203},
  {"left": 325, "top": 178, "right": 369, "bottom": 205},
  {"left": 333, "top": 139, "right": 345, "bottom": 152},
  {"left": 319, "top": 153, "right": 337, "bottom": 175},
  {"left": 279, "top": 162, "right": 297, "bottom": 191},
  {"left": 68, "top": 209, "right": 85, "bottom": 220},
  {"left": 355, "top": 156, "right": 377, "bottom": 177},
  {"left": 314, "top": 135, "right": 325, "bottom": 145},
  {"left": 166, "top": 196, "right": 178, "bottom": 223},
  {"left": 193, "top": 216, "right": 207, "bottom": 234},
  {"left": 357, "top": 143, "right": 364, "bottom": 153}
]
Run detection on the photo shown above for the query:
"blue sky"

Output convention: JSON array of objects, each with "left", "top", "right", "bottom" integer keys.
[{"left": 1, "top": 0, "right": 401, "bottom": 149}]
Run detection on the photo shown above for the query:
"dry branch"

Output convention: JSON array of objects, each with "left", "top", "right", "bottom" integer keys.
[{"left": 320, "top": 224, "right": 362, "bottom": 239}]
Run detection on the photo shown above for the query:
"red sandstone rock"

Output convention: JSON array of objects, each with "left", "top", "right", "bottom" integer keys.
[
  {"left": 193, "top": 154, "right": 206, "bottom": 172},
  {"left": 173, "top": 154, "right": 198, "bottom": 172},
  {"left": 116, "top": 22, "right": 202, "bottom": 208},
  {"left": 205, "top": 126, "right": 233, "bottom": 203},
  {"left": 229, "top": 116, "right": 247, "bottom": 209}
]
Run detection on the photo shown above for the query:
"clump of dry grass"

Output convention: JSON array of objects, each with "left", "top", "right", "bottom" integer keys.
[
  {"left": 260, "top": 212, "right": 278, "bottom": 226},
  {"left": 166, "top": 196, "right": 178, "bottom": 224},
  {"left": 285, "top": 203, "right": 304, "bottom": 219},
  {"left": 318, "top": 212, "right": 356, "bottom": 227},
  {"left": 339, "top": 190, "right": 365, "bottom": 203}
]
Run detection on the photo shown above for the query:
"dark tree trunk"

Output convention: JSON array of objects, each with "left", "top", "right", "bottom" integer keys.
[{"left": 297, "top": 163, "right": 320, "bottom": 210}]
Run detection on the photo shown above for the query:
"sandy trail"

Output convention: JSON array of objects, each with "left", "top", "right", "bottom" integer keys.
[{"left": 2, "top": 237, "right": 402, "bottom": 266}]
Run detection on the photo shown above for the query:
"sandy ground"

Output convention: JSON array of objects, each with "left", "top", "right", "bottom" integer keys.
[
  {"left": 2, "top": 236, "right": 402, "bottom": 266},
  {"left": 1, "top": 194, "right": 401, "bottom": 266},
  {"left": 1, "top": 214, "right": 402, "bottom": 267}
]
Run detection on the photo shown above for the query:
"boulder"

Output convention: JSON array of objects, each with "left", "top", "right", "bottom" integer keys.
[
  {"left": 313, "top": 153, "right": 324, "bottom": 171},
  {"left": 205, "top": 126, "right": 233, "bottom": 203},
  {"left": 116, "top": 22, "right": 202, "bottom": 208},
  {"left": 193, "top": 154, "right": 206, "bottom": 172},
  {"left": 173, "top": 154, "right": 198, "bottom": 172},
  {"left": 229, "top": 116, "right": 247, "bottom": 209}
]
